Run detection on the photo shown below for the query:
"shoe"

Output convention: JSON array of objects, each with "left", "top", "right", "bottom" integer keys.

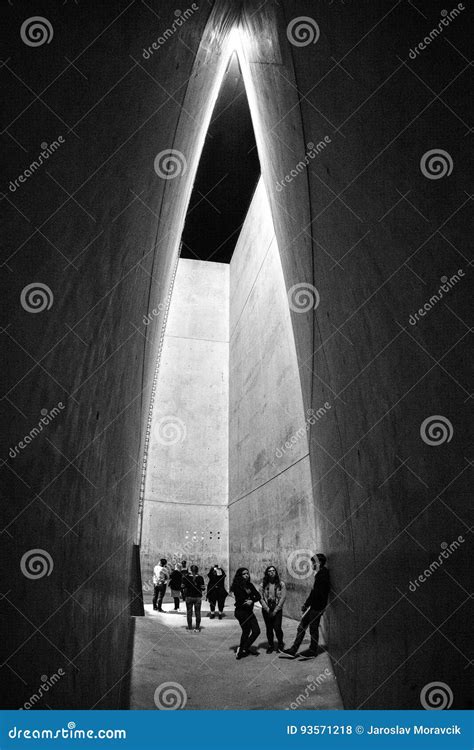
[
  {"left": 209, "top": 613, "right": 215, "bottom": 619},
  {"left": 186, "top": 626, "right": 193, "bottom": 630},
  {"left": 299, "top": 649, "right": 318, "bottom": 658},
  {"left": 246, "top": 647, "right": 259, "bottom": 656},
  {"left": 153, "top": 606, "right": 158, "bottom": 611},
  {"left": 236, "top": 648, "right": 245, "bottom": 660},
  {"left": 266, "top": 646, "right": 274, "bottom": 654},
  {"left": 276, "top": 642, "right": 285, "bottom": 652},
  {"left": 281, "top": 647, "right": 298, "bottom": 658},
  {"left": 193, "top": 628, "right": 201, "bottom": 632},
  {"left": 218, "top": 613, "right": 223, "bottom": 620},
  {"left": 157, "top": 608, "right": 164, "bottom": 612}
]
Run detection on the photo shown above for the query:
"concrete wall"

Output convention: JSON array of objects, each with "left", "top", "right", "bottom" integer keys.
[
  {"left": 2, "top": 0, "right": 229, "bottom": 709},
  {"left": 141, "top": 259, "right": 229, "bottom": 581},
  {"left": 241, "top": 0, "right": 472, "bottom": 710},
  {"left": 229, "top": 179, "right": 320, "bottom": 619}
]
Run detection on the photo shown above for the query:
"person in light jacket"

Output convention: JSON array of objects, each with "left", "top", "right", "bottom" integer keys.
[
  {"left": 152, "top": 558, "right": 169, "bottom": 612},
  {"left": 259, "top": 565, "right": 286, "bottom": 653}
]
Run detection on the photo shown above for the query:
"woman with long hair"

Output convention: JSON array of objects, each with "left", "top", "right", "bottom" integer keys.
[
  {"left": 260, "top": 565, "right": 286, "bottom": 653},
  {"left": 230, "top": 567, "right": 261, "bottom": 660}
]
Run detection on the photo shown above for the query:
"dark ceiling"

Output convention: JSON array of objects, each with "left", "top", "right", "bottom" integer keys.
[{"left": 180, "top": 53, "right": 261, "bottom": 264}]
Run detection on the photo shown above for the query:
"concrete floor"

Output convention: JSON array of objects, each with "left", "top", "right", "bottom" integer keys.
[{"left": 130, "top": 595, "right": 343, "bottom": 710}]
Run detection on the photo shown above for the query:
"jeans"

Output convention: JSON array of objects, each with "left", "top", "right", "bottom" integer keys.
[
  {"left": 235, "top": 606, "right": 260, "bottom": 651},
  {"left": 292, "top": 608, "right": 322, "bottom": 653},
  {"left": 262, "top": 608, "right": 284, "bottom": 647},
  {"left": 153, "top": 584, "right": 166, "bottom": 610},
  {"left": 173, "top": 597, "right": 180, "bottom": 610},
  {"left": 208, "top": 592, "right": 227, "bottom": 613},
  {"left": 185, "top": 597, "right": 202, "bottom": 629}
]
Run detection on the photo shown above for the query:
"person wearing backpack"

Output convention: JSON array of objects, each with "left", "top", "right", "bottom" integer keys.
[{"left": 182, "top": 564, "right": 205, "bottom": 631}]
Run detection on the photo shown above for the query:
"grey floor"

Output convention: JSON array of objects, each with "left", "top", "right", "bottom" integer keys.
[{"left": 130, "top": 595, "right": 343, "bottom": 710}]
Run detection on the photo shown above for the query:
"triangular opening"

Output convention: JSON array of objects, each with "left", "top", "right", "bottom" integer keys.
[{"left": 180, "top": 51, "right": 260, "bottom": 264}]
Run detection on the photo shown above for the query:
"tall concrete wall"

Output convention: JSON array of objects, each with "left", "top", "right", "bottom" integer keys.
[
  {"left": 241, "top": 0, "right": 472, "bottom": 710},
  {"left": 141, "top": 259, "right": 229, "bottom": 582},
  {"left": 229, "top": 179, "right": 320, "bottom": 619},
  {"left": 2, "top": 0, "right": 228, "bottom": 709}
]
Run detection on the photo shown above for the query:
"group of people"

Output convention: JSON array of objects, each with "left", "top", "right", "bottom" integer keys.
[
  {"left": 152, "top": 560, "right": 227, "bottom": 631},
  {"left": 152, "top": 553, "right": 330, "bottom": 661}
]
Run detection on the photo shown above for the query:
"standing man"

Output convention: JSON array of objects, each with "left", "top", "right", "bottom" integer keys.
[
  {"left": 282, "top": 553, "right": 329, "bottom": 658},
  {"left": 152, "top": 557, "right": 169, "bottom": 612}
]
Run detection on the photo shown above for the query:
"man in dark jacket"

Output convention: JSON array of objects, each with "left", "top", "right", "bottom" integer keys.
[{"left": 282, "top": 553, "right": 329, "bottom": 658}]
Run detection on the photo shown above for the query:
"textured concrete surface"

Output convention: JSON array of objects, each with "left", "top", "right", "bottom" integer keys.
[
  {"left": 141, "top": 259, "right": 229, "bottom": 580},
  {"left": 130, "top": 594, "right": 343, "bottom": 710},
  {"left": 229, "top": 179, "right": 320, "bottom": 620},
  {"left": 2, "top": 0, "right": 471, "bottom": 711}
]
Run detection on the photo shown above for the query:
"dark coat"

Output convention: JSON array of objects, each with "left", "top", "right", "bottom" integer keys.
[
  {"left": 169, "top": 570, "right": 182, "bottom": 589},
  {"left": 231, "top": 581, "right": 261, "bottom": 609},
  {"left": 304, "top": 567, "right": 330, "bottom": 612},
  {"left": 182, "top": 573, "right": 205, "bottom": 598},
  {"left": 207, "top": 567, "right": 227, "bottom": 598}
]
